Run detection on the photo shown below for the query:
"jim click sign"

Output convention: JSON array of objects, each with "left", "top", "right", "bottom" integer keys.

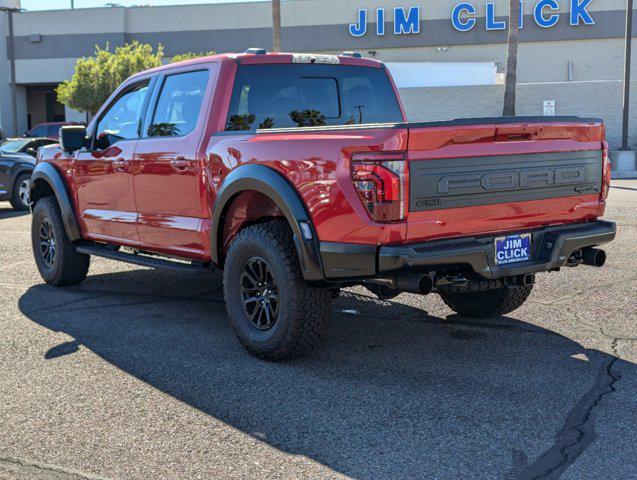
[{"left": 348, "top": 0, "right": 595, "bottom": 37}]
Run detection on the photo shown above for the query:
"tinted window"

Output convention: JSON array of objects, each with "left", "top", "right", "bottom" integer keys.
[
  {"left": 226, "top": 64, "right": 403, "bottom": 131},
  {"left": 32, "top": 139, "right": 56, "bottom": 149},
  {"left": 95, "top": 83, "right": 148, "bottom": 148},
  {"left": 46, "top": 125, "right": 60, "bottom": 138},
  {"left": 29, "top": 125, "right": 47, "bottom": 137},
  {"left": 148, "top": 70, "right": 209, "bottom": 137},
  {"left": 0, "top": 139, "right": 30, "bottom": 153}
]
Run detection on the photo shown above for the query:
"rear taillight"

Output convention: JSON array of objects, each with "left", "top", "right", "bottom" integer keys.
[
  {"left": 351, "top": 154, "right": 407, "bottom": 222},
  {"left": 602, "top": 141, "right": 611, "bottom": 200}
]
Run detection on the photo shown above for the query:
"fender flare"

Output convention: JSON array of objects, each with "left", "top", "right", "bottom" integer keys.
[
  {"left": 211, "top": 164, "right": 324, "bottom": 282},
  {"left": 30, "top": 162, "right": 82, "bottom": 241}
]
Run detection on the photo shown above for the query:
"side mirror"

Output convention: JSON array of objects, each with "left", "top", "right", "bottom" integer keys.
[
  {"left": 26, "top": 147, "right": 36, "bottom": 157},
  {"left": 60, "top": 125, "right": 87, "bottom": 152}
]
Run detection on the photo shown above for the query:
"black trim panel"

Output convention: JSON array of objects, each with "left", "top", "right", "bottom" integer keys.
[
  {"left": 378, "top": 221, "right": 616, "bottom": 279},
  {"left": 316, "top": 221, "right": 616, "bottom": 281},
  {"left": 76, "top": 243, "right": 212, "bottom": 273},
  {"left": 320, "top": 242, "right": 377, "bottom": 279},
  {"left": 408, "top": 116, "right": 603, "bottom": 129},
  {"left": 30, "top": 162, "right": 82, "bottom": 241},
  {"left": 409, "top": 151, "right": 603, "bottom": 212},
  {"left": 211, "top": 116, "right": 601, "bottom": 137}
]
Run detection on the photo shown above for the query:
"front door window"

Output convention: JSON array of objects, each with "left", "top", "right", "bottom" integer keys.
[{"left": 94, "top": 84, "right": 148, "bottom": 150}]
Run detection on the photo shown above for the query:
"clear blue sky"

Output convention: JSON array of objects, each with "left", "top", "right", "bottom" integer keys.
[{"left": 21, "top": 0, "right": 266, "bottom": 11}]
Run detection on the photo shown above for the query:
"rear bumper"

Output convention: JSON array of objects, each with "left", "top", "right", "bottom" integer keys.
[{"left": 319, "top": 220, "right": 616, "bottom": 280}]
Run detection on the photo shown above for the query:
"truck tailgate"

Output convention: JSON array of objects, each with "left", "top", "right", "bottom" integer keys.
[{"left": 405, "top": 117, "right": 606, "bottom": 242}]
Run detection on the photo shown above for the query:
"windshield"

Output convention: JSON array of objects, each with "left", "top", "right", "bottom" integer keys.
[
  {"left": 226, "top": 64, "right": 404, "bottom": 131},
  {"left": 0, "top": 139, "right": 30, "bottom": 154}
]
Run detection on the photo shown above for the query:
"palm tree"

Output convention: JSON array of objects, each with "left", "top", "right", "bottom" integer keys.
[
  {"left": 272, "top": 0, "right": 282, "bottom": 52},
  {"left": 503, "top": 0, "right": 520, "bottom": 116}
]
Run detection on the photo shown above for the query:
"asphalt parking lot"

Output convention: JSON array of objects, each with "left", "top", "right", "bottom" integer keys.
[{"left": 0, "top": 181, "right": 635, "bottom": 480}]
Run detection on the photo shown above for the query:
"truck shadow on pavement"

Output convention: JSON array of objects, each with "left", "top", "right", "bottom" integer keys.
[
  {"left": 18, "top": 268, "right": 633, "bottom": 479},
  {"left": 0, "top": 205, "right": 28, "bottom": 219}
]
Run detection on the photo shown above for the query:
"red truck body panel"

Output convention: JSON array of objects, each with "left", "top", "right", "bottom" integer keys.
[
  {"left": 36, "top": 52, "right": 609, "bottom": 267},
  {"left": 405, "top": 121, "right": 605, "bottom": 242}
]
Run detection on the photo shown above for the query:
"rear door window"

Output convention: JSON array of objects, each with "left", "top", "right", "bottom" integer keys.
[
  {"left": 226, "top": 64, "right": 403, "bottom": 131},
  {"left": 148, "top": 70, "right": 209, "bottom": 137}
]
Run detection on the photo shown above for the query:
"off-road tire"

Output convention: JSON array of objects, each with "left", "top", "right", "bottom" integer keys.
[
  {"left": 223, "top": 220, "right": 332, "bottom": 361},
  {"left": 31, "top": 196, "right": 90, "bottom": 286},
  {"left": 439, "top": 283, "right": 534, "bottom": 318},
  {"left": 10, "top": 173, "right": 31, "bottom": 211}
]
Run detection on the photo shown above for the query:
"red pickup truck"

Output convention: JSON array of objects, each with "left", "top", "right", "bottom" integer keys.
[{"left": 30, "top": 50, "right": 616, "bottom": 360}]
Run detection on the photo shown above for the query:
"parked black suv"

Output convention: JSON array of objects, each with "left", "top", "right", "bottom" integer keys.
[{"left": 0, "top": 138, "right": 57, "bottom": 210}]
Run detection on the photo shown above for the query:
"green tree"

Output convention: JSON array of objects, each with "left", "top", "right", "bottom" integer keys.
[
  {"left": 171, "top": 51, "right": 216, "bottom": 63},
  {"left": 290, "top": 110, "right": 326, "bottom": 127},
  {"left": 57, "top": 42, "right": 164, "bottom": 114}
]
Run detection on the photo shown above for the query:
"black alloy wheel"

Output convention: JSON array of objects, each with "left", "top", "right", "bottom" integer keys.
[
  {"left": 240, "top": 257, "right": 279, "bottom": 330},
  {"left": 31, "top": 196, "right": 90, "bottom": 286},
  {"left": 223, "top": 220, "right": 332, "bottom": 361},
  {"left": 39, "top": 218, "right": 57, "bottom": 267}
]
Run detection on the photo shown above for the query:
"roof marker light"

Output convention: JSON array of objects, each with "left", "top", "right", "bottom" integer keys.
[{"left": 292, "top": 54, "right": 340, "bottom": 64}]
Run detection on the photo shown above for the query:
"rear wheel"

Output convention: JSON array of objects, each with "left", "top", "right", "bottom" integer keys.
[
  {"left": 223, "top": 220, "right": 332, "bottom": 361},
  {"left": 10, "top": 173, "right": 31, "bottom": 211},
  {"left": 31, "top": 196, "right": 90, "bottom": 286},
  {"left": 439, "top": 284, "right": 534, "bottom": 318}
]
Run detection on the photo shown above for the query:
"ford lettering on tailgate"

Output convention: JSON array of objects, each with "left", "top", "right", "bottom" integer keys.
[
  {"left": 438, "top": 166, "right": 585, "bottom": 194},
  {"left": 409, "top": 151, "right": 603, "bottom": 212}
]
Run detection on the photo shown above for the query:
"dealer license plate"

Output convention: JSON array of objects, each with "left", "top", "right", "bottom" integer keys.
[{"left": 495, "top": 234, "right": 532, "bottom": 266}]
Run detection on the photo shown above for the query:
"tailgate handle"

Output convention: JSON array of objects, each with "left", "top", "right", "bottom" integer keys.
[
  {"left": 503, "top": 133, "right": 533, "bottom": 140},
  {"left": 494, "top": 127, "right": 542, "bottom": 142}
]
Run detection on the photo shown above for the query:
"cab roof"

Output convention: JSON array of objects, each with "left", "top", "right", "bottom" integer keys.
[{"left": 133, "top": 51, "right": 384, "bottom": 78}]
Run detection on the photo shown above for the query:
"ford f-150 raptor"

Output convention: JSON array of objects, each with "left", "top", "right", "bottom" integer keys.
[{"left": 30, "top": 50, "right": 616, "bottom": 360}]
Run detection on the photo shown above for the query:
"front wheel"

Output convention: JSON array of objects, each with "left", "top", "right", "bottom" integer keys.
[
  {"left": 439, "top": 284, "right": 534, "bottom": 318},
  {"left": 31, "top": 196, "right": 90, "bottom": 286},
  {"left": 223, "top": 220, "right": 332, "bottom": 361}
]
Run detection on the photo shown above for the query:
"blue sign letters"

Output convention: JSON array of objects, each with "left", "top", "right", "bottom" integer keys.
[
  {"left": 349, "top": 0, "right": 595, "bottom": 37},
  {"left": 394, "top": 6, "right": 421, "bottom": 34},
  {"left": 451, "top": 2, "right": 477, "bottom": 32},
  {"left": 377, "top": 8, "right": 386, "bottom": 35},
  {"left": 570, "top": 0, "right": 595, "bottom": 25},
  {"left": 349, "top": 9, "right": 367, "bottom": 37},
  {"left": 486, "top": 2, "right": 506, "bottom": 30},
  {"left": 534, "top": 0, "right": 560, "bottom": 27}
]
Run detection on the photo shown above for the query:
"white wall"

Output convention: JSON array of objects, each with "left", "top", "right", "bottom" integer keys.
[
  {"left": 64, "top": 106, "right": 87, "bottom": 124},
  {"left": 387, "top": 62, "right": 498, "bottom": 88},
  {"left": 399, "top": 79, "right": 637, "bottom": 149}
]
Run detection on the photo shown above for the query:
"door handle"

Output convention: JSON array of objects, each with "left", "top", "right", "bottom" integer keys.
[
  {"left": 170, "top": 157, "right": 194, "bottom": 172},
  {"left": 112, "top": 158, "right": 128, "bottom": 172}
]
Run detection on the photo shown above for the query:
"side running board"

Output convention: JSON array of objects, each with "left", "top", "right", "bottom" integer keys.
[{"left": 76, "top": 244, "right": 213, "bottom": 274}]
